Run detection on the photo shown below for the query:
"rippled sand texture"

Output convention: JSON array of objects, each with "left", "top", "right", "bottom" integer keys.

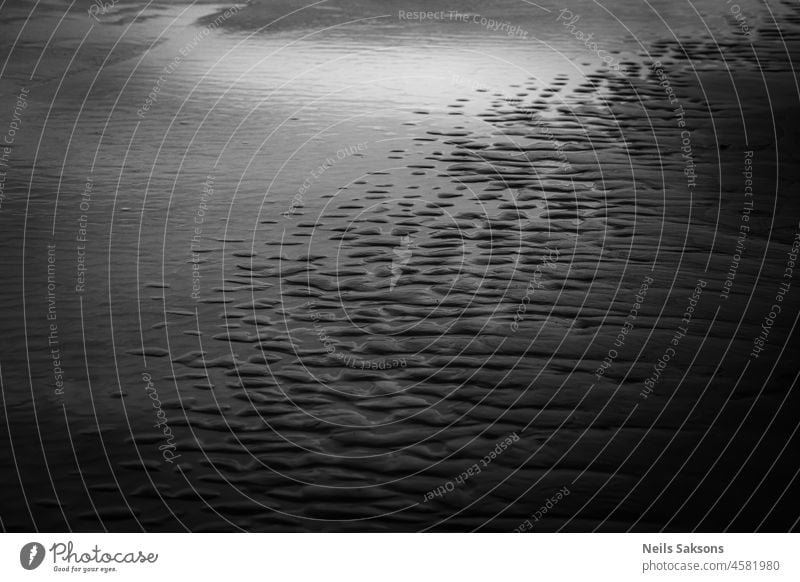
[{"left": 1, "top": 0, "right": 799, "bottom": 532}]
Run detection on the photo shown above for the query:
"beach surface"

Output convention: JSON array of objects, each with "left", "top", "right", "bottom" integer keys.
[{"left": 0, "top": 0, "right": 798, "bottom": 531}]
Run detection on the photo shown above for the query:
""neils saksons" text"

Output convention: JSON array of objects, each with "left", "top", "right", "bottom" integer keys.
[{"left": 643, "top": 543, "right": 724, "bottom": 554}]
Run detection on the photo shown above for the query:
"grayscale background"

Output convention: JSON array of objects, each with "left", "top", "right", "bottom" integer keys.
[{"left": 0, "top": 0, "right": 798, "bottom": 532}]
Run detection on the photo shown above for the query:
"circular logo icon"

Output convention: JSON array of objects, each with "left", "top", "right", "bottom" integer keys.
[{"left": 20, "top": 542, "right": 45, "bottom": 570}]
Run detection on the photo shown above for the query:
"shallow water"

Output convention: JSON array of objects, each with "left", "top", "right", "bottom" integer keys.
[{"left": 1, "top": 0, "right": 799, "bottom": 531}]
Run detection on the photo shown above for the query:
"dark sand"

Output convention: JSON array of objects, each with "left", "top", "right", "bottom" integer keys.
[{"left": 0, "top": 0, "right": 798, "bottom": 531}]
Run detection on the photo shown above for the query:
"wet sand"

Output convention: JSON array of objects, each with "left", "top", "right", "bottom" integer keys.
[{"left": 0, "top": 0, "right": 799, "bottom": 531}]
